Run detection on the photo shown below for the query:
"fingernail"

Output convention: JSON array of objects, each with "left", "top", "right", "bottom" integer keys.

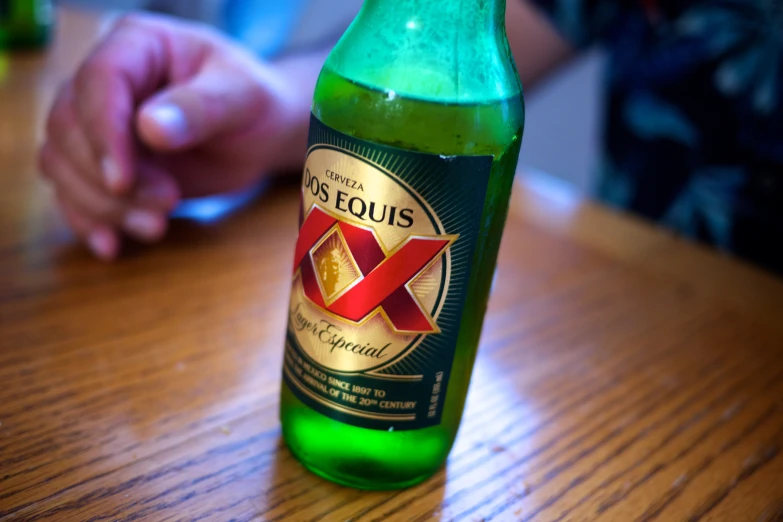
[
  {"left": 124, "top": 209, "right": 164, "bottom": 240},
  {"left": 102, "top": 156, "right": 123, "bottom": 192},
  {"left": 87, "top": 229, "right": 116, "bottom": 260},
  {"left": 147, "top": 103, "right": 189, "bottom": 146}
]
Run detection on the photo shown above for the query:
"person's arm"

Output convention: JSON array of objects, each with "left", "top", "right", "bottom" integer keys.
[
  {"left": 260, "top": 48, "right": 331, "bottom": 171},
  {"left": 506, "top": 0, "right": 577, "bottom": 90}
]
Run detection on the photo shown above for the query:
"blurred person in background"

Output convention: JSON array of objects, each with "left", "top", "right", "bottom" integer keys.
[
  {"left": 40, "top": 0, "right": 783, "bottom": 273},
  {"left": 62, "top": 0, "right": 362, "bottom": 57}
]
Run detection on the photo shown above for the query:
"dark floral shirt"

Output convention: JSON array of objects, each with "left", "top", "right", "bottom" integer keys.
[{"left": 529, "top": 0, "right": 783, "bottom": 274}]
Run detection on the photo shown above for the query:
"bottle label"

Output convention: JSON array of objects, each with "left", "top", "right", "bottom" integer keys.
[{"left": 283, "top": 114, "right": 492, "bottom": 430}]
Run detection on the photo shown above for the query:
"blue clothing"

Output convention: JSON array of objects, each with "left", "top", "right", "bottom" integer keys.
[
  {"left": 222, "top": 0, "right": 304, "bottom": 58},
  {"left": 530, "top": 0, "right": 783, "bottom": 274}
]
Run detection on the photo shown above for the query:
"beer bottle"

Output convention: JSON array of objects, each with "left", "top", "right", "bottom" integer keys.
[
  {"left": 0, "top": 0, "right": 53, "bottom": 50},
  {"left": 281, "top": 0, "right": 524, "bottom": 489}
]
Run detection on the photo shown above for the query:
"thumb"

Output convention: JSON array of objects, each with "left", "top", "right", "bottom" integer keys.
[{"left": 136, "top": 68, "right": 269, "bottom": 151}]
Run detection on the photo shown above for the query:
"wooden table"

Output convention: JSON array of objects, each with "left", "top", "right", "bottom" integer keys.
[{"left": 2, "top": 9, "right": 783, "bottom": 522}]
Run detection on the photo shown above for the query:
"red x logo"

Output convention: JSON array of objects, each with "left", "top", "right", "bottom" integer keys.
[{"left": 293, "top": 206, "right": 454, "bottom": 334}]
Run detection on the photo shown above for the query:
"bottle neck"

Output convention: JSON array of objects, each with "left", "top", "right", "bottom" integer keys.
[
  {"left": 324, "top": 0, "right": 519, "bottom": 104},
  {"left": 360, "top": 0, "right": 506, "bottom": 34}
]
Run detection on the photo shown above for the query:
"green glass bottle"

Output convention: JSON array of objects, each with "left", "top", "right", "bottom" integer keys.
[
  {"left": 0, "top": 0, "right": 53, "bottom": 50},
  {"left": 280, "top": 0, "right": 524, "bottom": 489}
]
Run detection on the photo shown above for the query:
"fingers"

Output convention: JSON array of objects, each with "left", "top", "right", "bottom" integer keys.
[
  {"left": 57, "top": 195, "right": 120, "bottom": 261},
  {"left": 39, "top": 143, "right": 177, "bottom": 251},
  {"left": 46, "top": 83, "right": 100, "bottom": 184},
  {"left": 41, "top": 14, "right": 206, "bottom": 259},
  {"left": 41, "top": 13, "right": 278, "bottom": 259},
  {"left": 137, "top": 60, "right": 272, "bottom": 152},
  {"left": 72, "top": 20, "right": 162, "bottom": 194},
  {"left": 72, "top": 45, "right": 140, "bottom": 193},
  {"left": 70, "top": 14, "right": 215, "bottom": 194},
  {"left": 133, "top": 159, "right": 182, "bottom": 209}
]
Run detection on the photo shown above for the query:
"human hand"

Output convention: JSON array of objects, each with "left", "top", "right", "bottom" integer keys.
[{"left": 39, "top": 14, "right": 314, "bottom": 260}]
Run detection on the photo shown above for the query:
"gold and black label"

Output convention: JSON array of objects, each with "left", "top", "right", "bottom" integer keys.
[{"left": 283, "top": 114, "right": 492, "bottom": 430}]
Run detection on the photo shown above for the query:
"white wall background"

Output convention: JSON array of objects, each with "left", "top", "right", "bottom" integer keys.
[{"left": 520, "top": 50, "right": 605, "bottom": 193}]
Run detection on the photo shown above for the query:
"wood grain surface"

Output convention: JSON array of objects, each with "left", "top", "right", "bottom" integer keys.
[{"left": 2, "top": 8, "right": 783, "bottom": 522}]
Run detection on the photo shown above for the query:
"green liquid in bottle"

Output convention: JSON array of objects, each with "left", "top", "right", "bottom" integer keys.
[{"left": 280, "top": 0, "right": 524, "bottom": 489}]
